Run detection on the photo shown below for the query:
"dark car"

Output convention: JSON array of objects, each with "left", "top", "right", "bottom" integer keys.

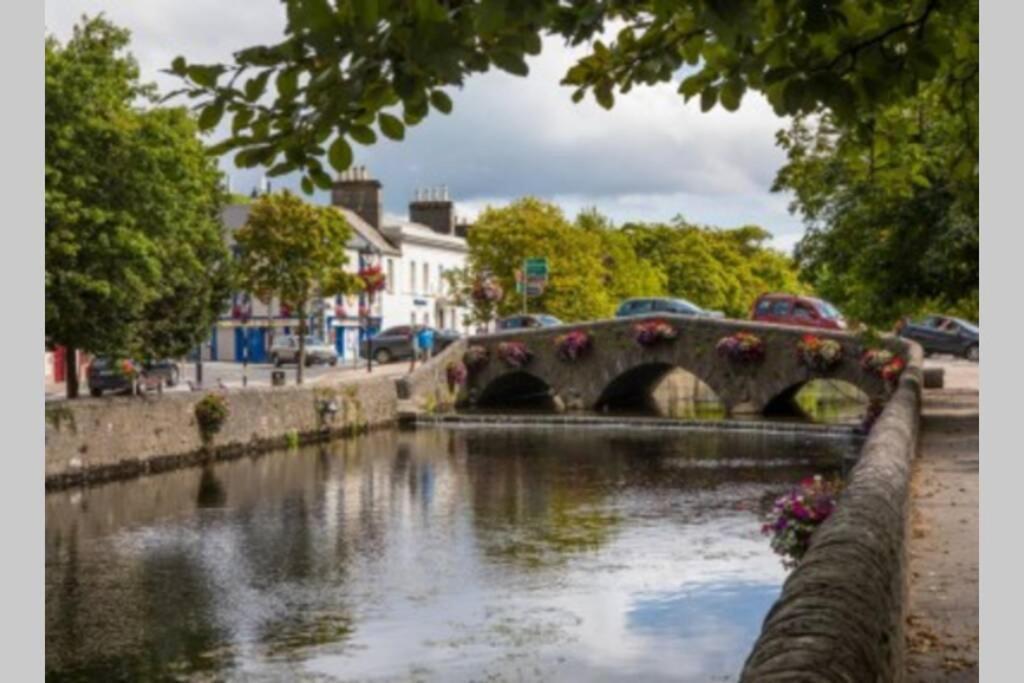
[
  {"left": 360, "top": 325, "right": 460, "bottom": 364},
  {"left": 751, "top": 293, "right": 847, "bottom": 330},
  {"left": 615, "top": 297, "right": 723, "bottom": 318},
  {"left": 497, "top": 314, "right": 563, "bottom": 330},
  {"left": 897, "top": 315, "right": 979, "bottom": 361},
  {"left": 87, "top": 358, "right": 180, "bottom": 397}
]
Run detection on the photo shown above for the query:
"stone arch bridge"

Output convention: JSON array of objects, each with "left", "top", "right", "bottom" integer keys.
[{"left": 401, "top": 316, "right": 910, "bottom": 417}]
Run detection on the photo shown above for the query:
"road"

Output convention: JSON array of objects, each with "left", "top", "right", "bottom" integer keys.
[{"left": 45, "top": 358, "right": 410, "bottom": 401}]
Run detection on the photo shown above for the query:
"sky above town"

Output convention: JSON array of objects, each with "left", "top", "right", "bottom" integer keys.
[{"left": 45, "top": 0, "right": 805, "bottom": 253}]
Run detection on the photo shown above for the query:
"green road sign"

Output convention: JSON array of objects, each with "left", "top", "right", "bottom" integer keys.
[{"left": 524, "top": 258, "right": 548, "bottom": 278}]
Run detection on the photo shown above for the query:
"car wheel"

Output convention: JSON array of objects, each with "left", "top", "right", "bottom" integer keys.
[
  {"left": 965, "top": 344, "right": 979, "bottom": 362},
  {"left": 374, "top": 348, "right": 392, "bottom": 364},
  {"left": 90, "top": 388, "right": 102, "bottom": 397}
]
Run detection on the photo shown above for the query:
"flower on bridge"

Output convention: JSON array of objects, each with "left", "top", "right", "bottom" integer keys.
[
  {"left": 762, "top": 474, "right": 842, "bottom": 568},
  {"left": 446, "top": 360, "right": 467, "bottom": 389},
  {"left": 497, "top": 341, "right": 532, "bottom": 368},
  {"left": 633, "top": 319, "right": 678, "bottom": 347},
  {"left": 463, "top": 344, "right": 490, "bottom": 371},
  {"left": 554, "top": 330, "right": 592, "bottom": 362},
  {"left": 716, "top": 332, "right": 765, "bottom": 364},
  {"left": 796, "top": 334, "right": 843, "bottom": 371},
  {"left": 861, "top": 348, "right": 906, "bottom": 385}
]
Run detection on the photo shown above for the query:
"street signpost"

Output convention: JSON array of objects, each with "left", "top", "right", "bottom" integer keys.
[{"left": 520, "top": 258, "right": 548, "bottom": 313}]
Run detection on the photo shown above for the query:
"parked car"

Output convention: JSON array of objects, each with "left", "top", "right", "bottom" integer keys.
[
  {"left": 87, "top": 358, "right": 180, "bottom": 397},
  {"left": 615, "top": 297, "right": 724, "bottom": 318},
  {"left": 750, "top": 293, "right": 847, "bottom": 330},
  {"left": 497, "top": 314, "right": 563, "bottom": 330},
  {"left": 360, "top": 326, "right": 461, "bottom": 364},
  {"left": 269, "top": 335, "right": 338, "bottom": 367},
  {"left": 897, "top": 315, "right": 979, "bottom": 361}
]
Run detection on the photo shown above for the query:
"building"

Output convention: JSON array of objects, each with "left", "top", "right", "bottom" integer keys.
[{"left": 209, "top": 168, "right": 472, "bottom": 364}]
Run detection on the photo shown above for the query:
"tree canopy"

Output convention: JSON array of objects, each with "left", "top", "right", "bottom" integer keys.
[
  {"left": 168, "top": 0, "right": 978, "bottom": 191},
  {"left": 46, "top": 16, "right": 232, "bottom": 395},
  {"left": 233, "top": 190, "right": 357, "bottom": 382}
]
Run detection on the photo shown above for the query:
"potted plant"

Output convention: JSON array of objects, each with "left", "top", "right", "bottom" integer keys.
[
  {"left": 463, "top": 344, "right": 490, "bottom": 371},
  {"left": 554, "top": 330, "right": 592, "bottom": 362},
  {"left": 861, "top": 348, "right": 906, "bottom": 385},
  {"left": 446, "top": 360, "right": 468, "bottom": 390},
  {"left": 796, "top": 334, "right": 843, "bottom": 371},
  {"left": 497, "top": 341, "right": 532, "bottom": 368},
  {"left": 762, "top": 474, "right": 842, "bottom": 568},
  {"left": 716, "top": 332, "right": 765, "bottom": 364},
  {"left": 633, "top": 319, "right": 678, "bottom": 347}
]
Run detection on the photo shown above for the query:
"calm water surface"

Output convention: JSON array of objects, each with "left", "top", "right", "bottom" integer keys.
[{"left": 46, "top": 426, "right": 855, "bottom": 682}]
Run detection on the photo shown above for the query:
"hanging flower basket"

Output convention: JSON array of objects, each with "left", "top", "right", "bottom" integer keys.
[
  {"left": 762, "top": 474, "right": 842, "bottom": 569},
  {"left": 446, "top": 360, "right": 468, "bottom": 389},
  {"left": 554, "top": 330, "right": 592, "bottom": 362},
  {"left": 633, "top": 319, "right": 678, "bottom": 347},
  {"left": 861, "top": 348, "right": 906, "bottom": 385},
  {"left": 463, "top": 344, "right": 490, "bottom": 371},
  {"left": 358, "top": 264, "right": 387, "bottom": 294},
  {"left": 471, "top": 277, "right": 504, "bottom": 304},
  {"left": 497, "top": 341, "right": 532, "bottom": 368},
  {"left": 796, "top": 334, "right": 843, "bottom": 371},
  {"left": 716, "top": 332, "right": 765, "bottom": 364}
]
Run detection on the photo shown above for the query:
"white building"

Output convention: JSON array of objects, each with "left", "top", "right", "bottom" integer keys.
[{"left": 210, "top": 169, "right": 472, "bottom": 364}]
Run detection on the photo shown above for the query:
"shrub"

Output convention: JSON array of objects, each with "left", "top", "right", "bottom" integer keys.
[
  {"left": 633, "top": 319, "right": 678, "bottom": 347},
  {"left": 463, "top": 344, "right": 490, "bottom": 371},
  {"left": 194, "top": 394, "right": 229, "bottom": 444},
  {"left": 762, "top": 475, "right": 842, "bottom": 568},
  {"left": 497, "top": 341, "right": 532, "bottom": 368},
  {"left": 554, "top": 330, "right": 592, "bottom": 362},
  {"left": 716, "top": 332, "right": 765, "bottom": 364},
  {"left": 796, "top": 334, "right": 843, "bottom": 371}
]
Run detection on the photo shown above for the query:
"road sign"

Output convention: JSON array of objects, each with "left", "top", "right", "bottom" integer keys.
[{"left": 524, "top": 258, "right": 548, "bottom": 279}]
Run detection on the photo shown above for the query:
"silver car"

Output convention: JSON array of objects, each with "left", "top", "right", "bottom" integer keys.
[{"left": 269, "top": 335, "right": 338, "bottom": 367}]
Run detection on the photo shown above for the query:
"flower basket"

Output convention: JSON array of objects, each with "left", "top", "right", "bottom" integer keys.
[
  {"left": 762, "top": 474, "right": 842, "bottom": 568},
  {"left": 446, "top": 360, "right": 467, "bottom": 390},
  {"left": 554, "top": 330, "right": 592, "bottom": 362},
  {"left": 497, "top": 341, "right": 532, "bottom": 368},
  {"left": 796, "top": 334, "right": 843, "bottom": 371},
  {"left": 195, "top": 393, "right": 230, "bottom": 445},
  {"left": 861, "top": 348, "right": 906, "bottom": 385},
  {"left": 463, "top": 345, "right": 490, "bottom": 371},
  {"left": 633, "top": 319, "right": 678, "bottom": 347},
  {"left": 358, "top": 265, "right": 387, "bottom": 294},
  {"left": 716, "top": 332, "right": 765, "bottom": 364}
]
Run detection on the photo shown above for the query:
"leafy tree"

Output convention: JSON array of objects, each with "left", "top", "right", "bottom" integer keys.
[
  {"left": 575, "top": 208, "right": 666, "bottom": 303},
  {"left": 775, "top": 81, "right": 978, "bottom": 325},
  {"left": 467, "top": 198, "right": 614, "bottom": 321},
  {"left": 46, "top": 17, "right": 232, "bottom": 398},
  {"left": 168, "top": 0, "right": 977, "bottom": 187},
  {"left": 233, "top": 190, "right": 358, "bottom": 383}
]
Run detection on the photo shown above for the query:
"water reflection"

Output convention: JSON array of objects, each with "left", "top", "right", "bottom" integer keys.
[{"left": 47, "top": 427, "right": 855, "bottom": 682}]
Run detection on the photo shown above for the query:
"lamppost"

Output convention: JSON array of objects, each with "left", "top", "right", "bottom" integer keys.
[{"left": 358, "top": 245, "right": 382, "bottom": 373}]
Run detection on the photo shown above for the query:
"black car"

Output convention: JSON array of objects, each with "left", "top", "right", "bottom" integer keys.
[
  {"left": 897, "top": 315, "right": 979, "bottom": 361},
  {"left": 87, "top": 358, "right": 181, "bottom": 397},
  {"left": 497, "top": 314, "right": 563, "bottom": 330},
  {"left": 615, "top": 297, "right": 724, "bottom": 318},
  {"left": 360, "top": 326, "right": 460, "bottom": 364}
]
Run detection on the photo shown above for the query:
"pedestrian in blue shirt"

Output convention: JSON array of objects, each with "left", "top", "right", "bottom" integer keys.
[{"left": 417, "top": 326, "right": 436, "bottom": 362}]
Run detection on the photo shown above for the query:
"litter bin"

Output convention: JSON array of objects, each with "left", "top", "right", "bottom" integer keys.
[{"left": 271, "top": 370, "right": 286, "bottom": 387}]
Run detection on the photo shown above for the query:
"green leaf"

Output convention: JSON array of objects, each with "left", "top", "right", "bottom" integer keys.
[
  {"left": 349, "top": 125, "right": 377, "bottom": 145},
  {"left": 678, "top": 74, "right": 704, "bottom": 99},
  {"left": 782, "top": 79, "right": 804, "bottom": 113},
  {"left": 378, "top": 112, "right": 405, "bottom": 140},
  {"left": 301, "top": 176, "right": 315, "bottom": 194},
  {"left": 328, "top": 137, "right": 353, "bottom": 172},
  {"left": 719, "top": 79, "right": 744, "bottom": 111},
  {"left": 187, "top": 65, "right": 224, "bottom": 88},
  {"left": 311, "top": 168, "right": 334, "bottom": 190},
  {"left": 595, "top": 83, "right": 614, "bottom": 109},
  {"left": 700, "top": 85, "right": 718, "bottom": 112},
  {"left": 429, "top": 90, "right": 453, "bottom": 114},
  {"left": 231, "top": 108, "right": 254, "bottom": 135},
  {"left": 477, "top": 0, "right": 505, "bottom": 33},
  {"left": 245, "top": 71, "right": 272, "bottom": 102},
  {"left": 170, "top": 56, "right": 187, "bottom": 75},
  {"left": 492, "top": 51, "right": 529, "bottom": 77},
  {"left": 276, "top": 68, "right": 299, "bottom": 99},
  {"left": 353, "top": 0, "right": 379, "bottom": 31},
  {"left": 198, "top": 100, "right": 226, "bottom": 131}
]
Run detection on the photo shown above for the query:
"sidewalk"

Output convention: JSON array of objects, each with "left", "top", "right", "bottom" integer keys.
[{"left": 905, "top": 360, "right": 979, "bottom": 681}]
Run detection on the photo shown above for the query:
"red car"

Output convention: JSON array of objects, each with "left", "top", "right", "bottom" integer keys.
[{"left": 751, "top": 293, "right": 848, "bottom": 330}]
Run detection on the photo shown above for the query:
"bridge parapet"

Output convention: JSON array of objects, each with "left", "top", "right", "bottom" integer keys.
[{"left": 460, "top": 316, "right": 909, "bottom": 416}]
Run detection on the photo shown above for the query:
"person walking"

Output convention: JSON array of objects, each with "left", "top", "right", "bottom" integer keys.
[{"left": 417, "top": 325, "right": 436, "bottom": 364}]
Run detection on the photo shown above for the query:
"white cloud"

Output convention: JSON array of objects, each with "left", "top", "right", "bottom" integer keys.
[{"left": 45, "top": 0, "right": 805, "bottom": 247}]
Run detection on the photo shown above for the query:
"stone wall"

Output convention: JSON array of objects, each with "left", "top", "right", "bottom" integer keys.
[
  {"left": 396, "top": 338, "right": 468, "bottom": 410},
  {"left": 739, "top": 342, "right": 924, "bottom": 682},
  {"left": 45, "top": 375, "right": 399, "bottom": 489}
]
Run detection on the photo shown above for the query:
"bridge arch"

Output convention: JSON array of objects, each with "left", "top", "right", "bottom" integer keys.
[
  {"left": 595, "top": 362, "right": 726, "bottom": 417},
  {"left": 477, "top": 371, "right": 556, "bottom": 411},
  {"left": 764, "top": 378, "right": 870, "bottom": 420}
]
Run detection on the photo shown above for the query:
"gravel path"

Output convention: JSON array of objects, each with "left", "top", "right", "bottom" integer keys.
[{"left": 905, "top": 359, "right": 979, "bottom": 681}]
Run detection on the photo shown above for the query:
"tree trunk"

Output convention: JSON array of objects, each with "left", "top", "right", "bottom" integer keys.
[
  {"left": 66, "top": 346, "right": 79, "bottom": 399},
  {"left": 296, "top": 304, "right": 306, "bottom": 385}
]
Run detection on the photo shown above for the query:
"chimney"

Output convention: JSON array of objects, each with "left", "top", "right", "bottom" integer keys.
[
  {"left": 409, "top": 185, "right": 455, "bottom": 235},
  {"left": 331, "top": 165, "right": 383, "bottom": 229}
]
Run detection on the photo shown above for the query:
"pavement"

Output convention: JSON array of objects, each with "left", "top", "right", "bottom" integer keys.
[
  {"left": 45, "top": 359, "right": 410, "bottom": 401},
  {"left": 905, "top": 356, "right": 979, "bottom": 681}
]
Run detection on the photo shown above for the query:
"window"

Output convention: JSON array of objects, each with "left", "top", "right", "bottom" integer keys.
[
  {"left": 382, "top": 326, "right": 409, "bottom": 338},
  {"left": 387, "top": 259, "right": 395, "bottom": 294},
  {"left": 422, "top": 262, "right": 430, "bottom": 294},
  {"left": 631, "top": 300, "right": 654, "bottom": 313},
  {"left": 793, "top": 303, "right": 815, "bottom": 319},
  {"left": 409, "top": 260, "right": 416, "bottom": 293},
  {"left": 755, "top": 299, "right": 774, "bottom": 315},
  {"left": 769, "top": 300, "right": 792, "bottom": 316}
]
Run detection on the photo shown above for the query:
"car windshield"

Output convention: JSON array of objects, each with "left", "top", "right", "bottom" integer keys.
[
  {"left": 813, "top": 299, "right": 841, "bottom": 319},
  {"left": 536, "top": 315, "right": 561, "bottom": 325},
  {"left": 304, "top": 336, "right": 321, "bottom": 346},
  {"left": 953, "top": 319, "right": 979, "bottom": 334},
  {"left": 671, "top": 299, "right": 700, "bottom": 313}
]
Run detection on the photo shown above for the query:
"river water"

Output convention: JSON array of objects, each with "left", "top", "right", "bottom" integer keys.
[{"left": 46, "top": 426, "right": 856, "bottom": 682}]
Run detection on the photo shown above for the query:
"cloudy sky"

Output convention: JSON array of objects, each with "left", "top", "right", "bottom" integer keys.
[{"left": 45, "top": 0, "right": 804, "bottom": 252}]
